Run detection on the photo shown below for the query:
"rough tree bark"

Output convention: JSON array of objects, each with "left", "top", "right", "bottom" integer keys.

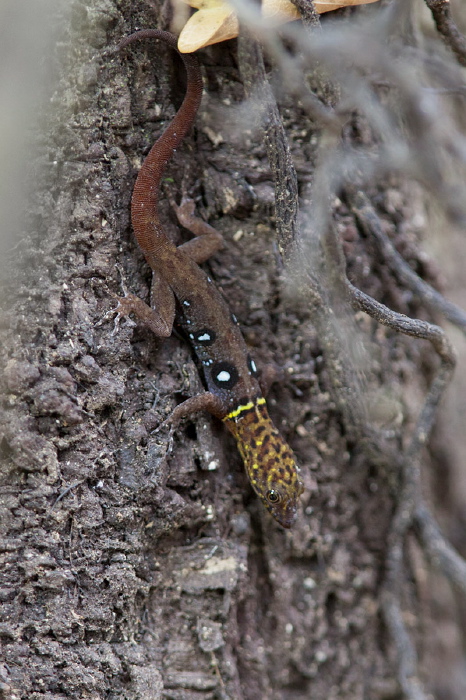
[{"left": 1, "top": 1, "right": 466, "bottom": 699}]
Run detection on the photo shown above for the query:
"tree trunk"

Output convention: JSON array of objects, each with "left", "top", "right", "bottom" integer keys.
[{"left": 1, "top": 1, "right": 465, "bottom": 699}]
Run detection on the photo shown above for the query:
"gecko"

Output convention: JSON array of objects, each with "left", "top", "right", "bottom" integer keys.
[{"left": 115, "top": 29, "right": 304, "bottom": 527}]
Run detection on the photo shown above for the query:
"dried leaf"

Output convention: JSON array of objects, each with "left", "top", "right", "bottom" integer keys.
[
  {"left": 175, "top": 0, "right": 380, "bottom": 52},
  {"left": 262, "top": 0, "right": 300, "bottom": 24},
  {"left": 178, "top": 3, "right": 239, "bottom": 53}
]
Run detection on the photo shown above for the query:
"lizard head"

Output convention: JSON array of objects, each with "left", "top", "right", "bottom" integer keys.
[{"left": 224, "top": 398, "right": 304, "bottom": 528}]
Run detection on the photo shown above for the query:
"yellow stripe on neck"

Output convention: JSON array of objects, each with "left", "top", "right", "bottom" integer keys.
[{"left": 224, "top": 397, "right": 266, "bottom": 421}]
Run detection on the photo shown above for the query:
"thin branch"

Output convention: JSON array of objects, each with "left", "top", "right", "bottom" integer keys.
[
  {"left": 289, "top": 0, "right": 341, "bottom": 109},
  {"left": 381, "top": 590, "right": 428, "bottom": 700},
  {"left": 424, "top": 0, "right": 466, "bottom": 67},
  {"left": 347, "top": 190, "right": 466, "bottom": 336},
  {"left": 346, "top": 284, "right": 455, "bottom": 373},
  {"left": 289, "top": 0, "right": 320, "bottom": 28},
  {"left": 415, "top": 503, "right": 466, "bottom": 597},
  {"left": 51, "top": 480, "right": 85, "bottom": 508}
]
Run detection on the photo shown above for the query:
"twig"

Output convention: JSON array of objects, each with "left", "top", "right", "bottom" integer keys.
[
  {"left": 289, "top": 0, "right": 320, "bottom": 28},
  {"left": 51, "top": 480, "right": 85, "bottom": 508},
  {"left": 415, "top": 502, "right": 466, "bottom": 597},
  {"left": 424, "top": 0, "right": 466, "bottom": 67},
  {"left": 289, "top": 0, "right": 341, "bottom": 109},
  {"left": 347, "top": 190, "right": 466, "bottom": 336},
  {"left": 381, "top": 589, "right": 428, "bottom": 700},
  {"left": 346, "top": 283, "right": 455, "bottom": 373}
]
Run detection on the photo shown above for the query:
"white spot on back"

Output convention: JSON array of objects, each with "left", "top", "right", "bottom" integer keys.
[
  {"left": 197, "top": 333, "right": 211, "bottom": 342},
  {"left": 216, "top": 370, "right": 231, "bottom": 383}
]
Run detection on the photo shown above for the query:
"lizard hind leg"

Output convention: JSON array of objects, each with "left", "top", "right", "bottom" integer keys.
[{"left": 168, "top": 192, "right": 224, "bottom": 264}]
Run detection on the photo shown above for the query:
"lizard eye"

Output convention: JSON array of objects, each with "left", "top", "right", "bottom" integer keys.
[{"left": 266, "top": 489, "right": 281, "bottom": 504}]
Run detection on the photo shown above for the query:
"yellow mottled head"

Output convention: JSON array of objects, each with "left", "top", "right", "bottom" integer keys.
[{"left": 223, "top": 398, "right": 304, "bottom": 528}]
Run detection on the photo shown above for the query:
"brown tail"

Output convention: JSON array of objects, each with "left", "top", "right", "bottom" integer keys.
[{"left": 118, "top": 30, "right": 203, "bottom": 259}]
